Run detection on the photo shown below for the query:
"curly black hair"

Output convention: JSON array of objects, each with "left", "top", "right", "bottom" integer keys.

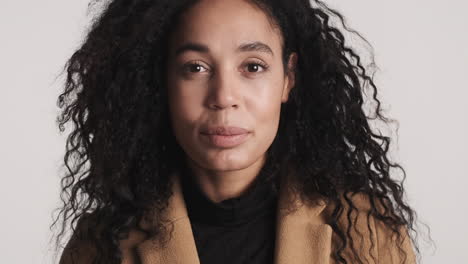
[{"left": 51, "top": 0, "right": 423, "bottom": 263}]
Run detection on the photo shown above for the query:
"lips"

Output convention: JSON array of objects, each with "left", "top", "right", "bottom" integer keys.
[
  {"left": 200, "top": 126, "right": 250, "bottom": 136},
  {"left": 200, "top": 126, "right": 251, "bottom": 148}
]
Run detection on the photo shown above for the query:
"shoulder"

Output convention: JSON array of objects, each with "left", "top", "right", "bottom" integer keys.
[
  {"left": 59, "top": 213, "right": 147, "bottom": 264},
  {"left": 321, "top": 192, "right": 416, "bottom": 264},
  {"left": 59, "top": 213, "right": 98, "bottom": 264}
]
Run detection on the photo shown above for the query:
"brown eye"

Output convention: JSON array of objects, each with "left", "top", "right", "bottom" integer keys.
[
  {"left": 247, "top": 64, "right": 260, "bottom": 72},
  {"left": 245, "top": 62, "right": 268, "bottom": 73},
  {"left": 184, "top": 62, "right": 208, "bottom": 73}
]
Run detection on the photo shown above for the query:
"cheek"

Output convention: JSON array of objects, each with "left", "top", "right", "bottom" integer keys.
[
  {"left": 251, "top": 96, "right": 281, "bottom": 129},
  {"left": 248, "top": 77, "right": 284, "bottom": 124},
  {"left": 167, "top": 83, "right": 203, "bottom": 144},
  {"left": 168, "top": 77, "right": 205, "bottom": 118},
  {"left": 245, "top": 78, "right": 284, "bottom": 148}
]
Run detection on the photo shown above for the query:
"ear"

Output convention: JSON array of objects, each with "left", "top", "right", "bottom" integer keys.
[{"left": 281, "top": 52, "right": 298, "bottom": 103}]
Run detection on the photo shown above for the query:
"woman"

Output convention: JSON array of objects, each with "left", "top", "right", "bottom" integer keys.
[{"left": 53, "top": 0, "right": 419, "bottom": 263}]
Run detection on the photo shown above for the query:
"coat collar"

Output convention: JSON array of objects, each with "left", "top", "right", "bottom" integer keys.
[{"left": 135, "top": 169, "right": 332, "bottom": 264}]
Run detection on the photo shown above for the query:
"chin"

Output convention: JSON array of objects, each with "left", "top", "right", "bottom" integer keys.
[{"left": 199, "top": 151, "right": 254, "bottom": 171}]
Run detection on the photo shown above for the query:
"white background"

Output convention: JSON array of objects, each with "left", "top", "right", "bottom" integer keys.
[{"left": 1, "top": 0, "right": 466, "bottom": 263}]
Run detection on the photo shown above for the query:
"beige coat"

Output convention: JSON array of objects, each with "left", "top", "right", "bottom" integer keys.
[{"left": 59, "top": 170, "right": 416, "bottom": 264}]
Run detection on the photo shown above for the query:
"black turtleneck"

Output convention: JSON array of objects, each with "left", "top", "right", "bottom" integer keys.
[{"left": 179, "top": 162, "right": 279, "bottom": 264}]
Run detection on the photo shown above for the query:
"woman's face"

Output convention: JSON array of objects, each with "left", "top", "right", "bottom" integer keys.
[{"left": 166, "top": 0, "right": 296, "bottom": 172}]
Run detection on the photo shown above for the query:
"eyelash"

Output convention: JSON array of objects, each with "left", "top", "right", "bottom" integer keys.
[{"left": 183, "top": 60, "right": 269, "bottom": 74}]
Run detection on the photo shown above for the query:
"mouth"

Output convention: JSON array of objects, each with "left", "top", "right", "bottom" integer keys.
[
  {"left": 200, "top": 126, "right": 251, "bottom": 148},
  {"left": 200, "top": 126, "right": 251, "bottom": 136}
]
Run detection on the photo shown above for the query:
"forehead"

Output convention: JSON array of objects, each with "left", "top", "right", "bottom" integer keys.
[{"left": 168, "top": 0, "right": 283, "bottom": 56}]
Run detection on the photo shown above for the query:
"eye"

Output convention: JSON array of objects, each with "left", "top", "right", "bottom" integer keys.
[
  {"left": 244, "top": 61, "right": 269, "bottom": 73},
  {"left": 183, "top": 61, "right": 208, "bottom": 73}
]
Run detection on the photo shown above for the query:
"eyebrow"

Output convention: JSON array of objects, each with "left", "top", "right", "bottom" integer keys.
[{"left": 174, "top": 41, "right": 274, "bottom": 57}]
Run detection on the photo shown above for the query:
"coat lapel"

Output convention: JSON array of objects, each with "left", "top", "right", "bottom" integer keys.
[
  {"left": 136, "top": 170, "right": 332, "bottom": 264},
  {"left": 273, "top": 174, "right": 332, "bottom": 264},
  {"left": 136, "top": 170, "right": 200, "bottom": 264}
]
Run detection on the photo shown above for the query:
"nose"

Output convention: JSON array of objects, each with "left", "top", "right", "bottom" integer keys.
[{"left": 207, "top": 66, "right": 239, "bottom": 110}]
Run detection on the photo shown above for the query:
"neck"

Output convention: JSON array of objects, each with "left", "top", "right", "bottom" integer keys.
[{"left": 184, "top": 155, "right": 267, "bottom": 203}]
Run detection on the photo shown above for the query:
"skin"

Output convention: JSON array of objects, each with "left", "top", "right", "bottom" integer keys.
[{"left": 166, "top": 0, "right": 297, "bottom": 203}]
